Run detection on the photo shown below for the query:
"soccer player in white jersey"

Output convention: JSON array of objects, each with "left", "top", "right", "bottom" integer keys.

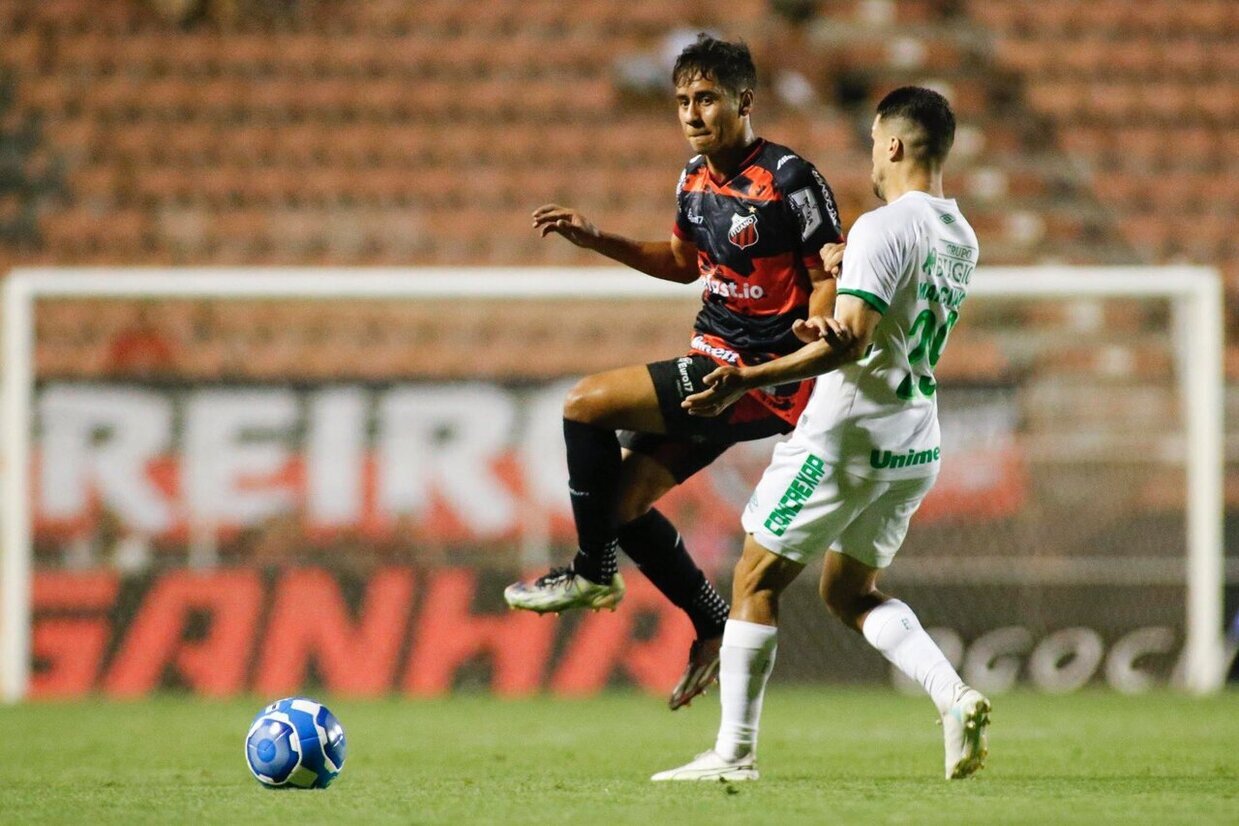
[{"left": 651, "top": 86, "right": 990, "bottom": 782}]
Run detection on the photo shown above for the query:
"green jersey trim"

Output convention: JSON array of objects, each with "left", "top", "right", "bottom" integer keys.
[{"left": 838, "top": 288, "right": 889, "bottom": 315}]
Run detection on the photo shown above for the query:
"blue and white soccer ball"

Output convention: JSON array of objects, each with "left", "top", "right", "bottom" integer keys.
[{"left": 245, "top": 697, "right": 347, "bottom": 789}]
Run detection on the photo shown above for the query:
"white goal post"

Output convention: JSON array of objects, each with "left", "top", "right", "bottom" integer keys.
[{"left": 0, "top": 266, "right": 1226, "bottom": 701}]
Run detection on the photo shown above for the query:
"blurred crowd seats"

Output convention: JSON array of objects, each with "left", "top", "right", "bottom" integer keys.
[
  {"left": 977, "top": 0, "right": 1238, "bottom": 296},
  {"left": 0, "top": 0, "right": 1235, "bottom": 488},
  {"left": 2, "top": 0, "right": 1143, "bottom": 273}
]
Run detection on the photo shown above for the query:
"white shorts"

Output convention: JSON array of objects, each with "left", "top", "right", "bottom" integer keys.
[{"left": 741, "top": 442, "right": 936, "bottom": 569}]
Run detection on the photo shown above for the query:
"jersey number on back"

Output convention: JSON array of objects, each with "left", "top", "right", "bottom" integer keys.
[{"left": 896, "top": 308, "right": 959, "bottom": 400}]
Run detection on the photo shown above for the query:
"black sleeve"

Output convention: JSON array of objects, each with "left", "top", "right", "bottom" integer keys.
[{"left": 775, "top": 157, "right": 844, "bottom": 265}]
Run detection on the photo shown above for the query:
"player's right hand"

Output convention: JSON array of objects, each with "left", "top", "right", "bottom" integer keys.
[
  {"left": 819, "top": 316, "right": 856, "bottom": 351},
  {"left": 792, "top": 316, "right": 827, "bottom": 344},
  {"left": 820, "top": 242, "right": 846, "bottom": 277},
  {"left": 793, "top": 315, "right": 856, "bottom": 350},
  {"left": 682, "top": 366, "right": 749, "bottom": 418},
  {"left": 532, "top": 204, "right": 600, "bottom": 248}
]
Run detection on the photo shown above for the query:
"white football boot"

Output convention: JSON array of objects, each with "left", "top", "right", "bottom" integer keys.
[
  {"left": 668, "top": 635, "right": 722, "bottom": 710},
  {"left": 503, "top": 567, "right": 625, "bottom": 614},
  {"left": 651, "top": 750, "right": 758, "bottom": 782},
  {"left": 942, "top": 685, "right": 991, "bottom": 779}
]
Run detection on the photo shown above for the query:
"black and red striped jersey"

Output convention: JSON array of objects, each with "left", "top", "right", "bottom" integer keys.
[{"left": 673, "top": 138, "right": 843, "bottom": 361}]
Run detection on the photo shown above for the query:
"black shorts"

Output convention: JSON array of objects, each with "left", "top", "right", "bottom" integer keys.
[{"left": 618, "top": 355, "right": 795, "bottom": 483}]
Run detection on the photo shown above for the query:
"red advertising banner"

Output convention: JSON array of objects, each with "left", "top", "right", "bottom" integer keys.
[
  {"left": 31, "top": 568, "right": 694, "bottom": 699},
  {"left": 32, "top": 566, "right": 1197, "bottom": 698}
]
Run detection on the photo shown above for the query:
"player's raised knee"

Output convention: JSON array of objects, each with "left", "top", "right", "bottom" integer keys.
[{"left": 562, "top": 375, "right": 610, "bottom": 423}]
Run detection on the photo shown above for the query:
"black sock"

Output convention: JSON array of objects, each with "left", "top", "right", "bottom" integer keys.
[
  {"left": 616, "top": 508, "right": 729, "bottom": 639},
  {"left": 563, "top": 418, "right": 621, "bottom": 584}
]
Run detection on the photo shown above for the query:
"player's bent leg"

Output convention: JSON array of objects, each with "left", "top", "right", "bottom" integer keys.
[
  {"left": 503, "top": 416, "right": 630, "bottom": 612},
  {"left": 824, "top": 474, "right": 990, "bottom": 779},
  {"left": 857, "top": 598, "right": 990, "bottom": 780},
  {"left": 563, "top": 364, "right": 665, "bottom": 585},
  {"left": 818, "top": 549, "right": 887, "bottom": 633},
  {"left": 506, "top": 366, "right": 665, "bottom": 614},
  {"left": 562, "top": 364, "right": 665, "bottom": 433},
  {"left": 613, "top": 449, "right": 729, "bottom": 710}
]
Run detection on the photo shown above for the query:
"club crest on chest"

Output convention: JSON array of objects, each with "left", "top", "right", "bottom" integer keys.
[{"left": 728, "top": 212, "right": 759, "bottom": 249}]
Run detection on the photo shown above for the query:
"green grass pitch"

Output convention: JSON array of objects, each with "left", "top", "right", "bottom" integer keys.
[{"left": 4, "top": 688, "right": 1236, "bottom": 825}]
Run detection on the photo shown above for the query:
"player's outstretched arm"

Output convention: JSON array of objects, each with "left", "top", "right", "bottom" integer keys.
[
  {"left": 797, "top": 243, "right": 846, "bottom": 342},
  {"left": 682, "top": 295, "right": 879, "bottom": 417},
  {"left": 531, "top": 204, "right": 699, "bottom": 284}
]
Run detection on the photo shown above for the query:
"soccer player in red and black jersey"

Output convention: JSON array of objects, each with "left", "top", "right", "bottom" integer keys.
[{"left": 505, "top": 34, "right": 844, "bottom": 709}]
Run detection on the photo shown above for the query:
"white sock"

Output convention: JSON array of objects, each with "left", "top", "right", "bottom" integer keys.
[
  {"left": 713, "top": 619, "right": 778, "bottom": 761},
  {"left": 862, "top": 599, "right": 963, "bottom": 715}
]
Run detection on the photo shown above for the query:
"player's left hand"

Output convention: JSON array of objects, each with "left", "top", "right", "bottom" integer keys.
[
  {"left": 820, "top": 242, "right": 846, "bottom": 277},
  {"left": 682, "top": 366, "right": 749, "bottom": 417}
]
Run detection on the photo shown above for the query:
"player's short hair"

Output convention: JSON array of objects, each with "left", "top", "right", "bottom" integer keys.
[
  {"left": 672, "top": 34, "right": 757, "bottom": 98},
  {"left": 875, "top": 86, "right": 956, "bottom": 166}
]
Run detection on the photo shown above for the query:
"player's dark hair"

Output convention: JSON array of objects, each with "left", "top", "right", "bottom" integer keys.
[
  {"left": 875, "top": 86, "right": 956, "bottom": 165},
  {"left": 672, "top": 34, "right": 757, "bottom": 98}
]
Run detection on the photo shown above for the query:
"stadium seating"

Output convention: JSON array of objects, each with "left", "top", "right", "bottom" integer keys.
[
  {"left": 978, "top": 0, "right": 1238, "bottom": 383},
  {"left": 1, "top": 0, "right": 1126, "bottom": 273}
]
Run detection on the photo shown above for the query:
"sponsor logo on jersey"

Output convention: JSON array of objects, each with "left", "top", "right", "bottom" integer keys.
[
  {"left": 943, "top": 241, "right": 974, "bottom": 260},
  {"left": 675, "top": 357, "right": 696, "bottom": 396},
  {"left": 690, "top": 335, "right": 740, "bottom": 364},
  {"left": 776, "top": 154, "right": 798, "bottom": 169},
  {"left": 810, "top": 168, "right": 841, "bottom": 229},
  {"left": 762, "top": 454, "right": 826, "bottom": 535},
  {"left": 869, "top": 446, "right": 940, "bottom": 469},
  {"left": 728, "top": 212, "right": 759, "bottom": 249},
  {"left": 917, "top": 281, "right": 966, "bottom": 309},
  {"left": 921, "top": 246, "right": 975, "bottom": 286},
  {"left": 787, "top": 187, "right": 823, "bottom": 242},
  {"left": 703, "top": 277, "right": 765, "bottom": 301}
]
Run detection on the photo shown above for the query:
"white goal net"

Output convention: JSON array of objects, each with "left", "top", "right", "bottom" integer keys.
[{"left": 0, "top": 266, "right": 1226, "bottom": 702}]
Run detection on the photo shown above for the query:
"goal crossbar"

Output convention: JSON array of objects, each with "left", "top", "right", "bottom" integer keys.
[{"left": 1, "top": 266, "right": 1225, "bottom": 700}]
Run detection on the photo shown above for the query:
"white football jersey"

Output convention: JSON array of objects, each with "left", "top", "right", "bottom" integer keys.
[{"left": 790, "top": 190, "right": 979, "bottom": 480}]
